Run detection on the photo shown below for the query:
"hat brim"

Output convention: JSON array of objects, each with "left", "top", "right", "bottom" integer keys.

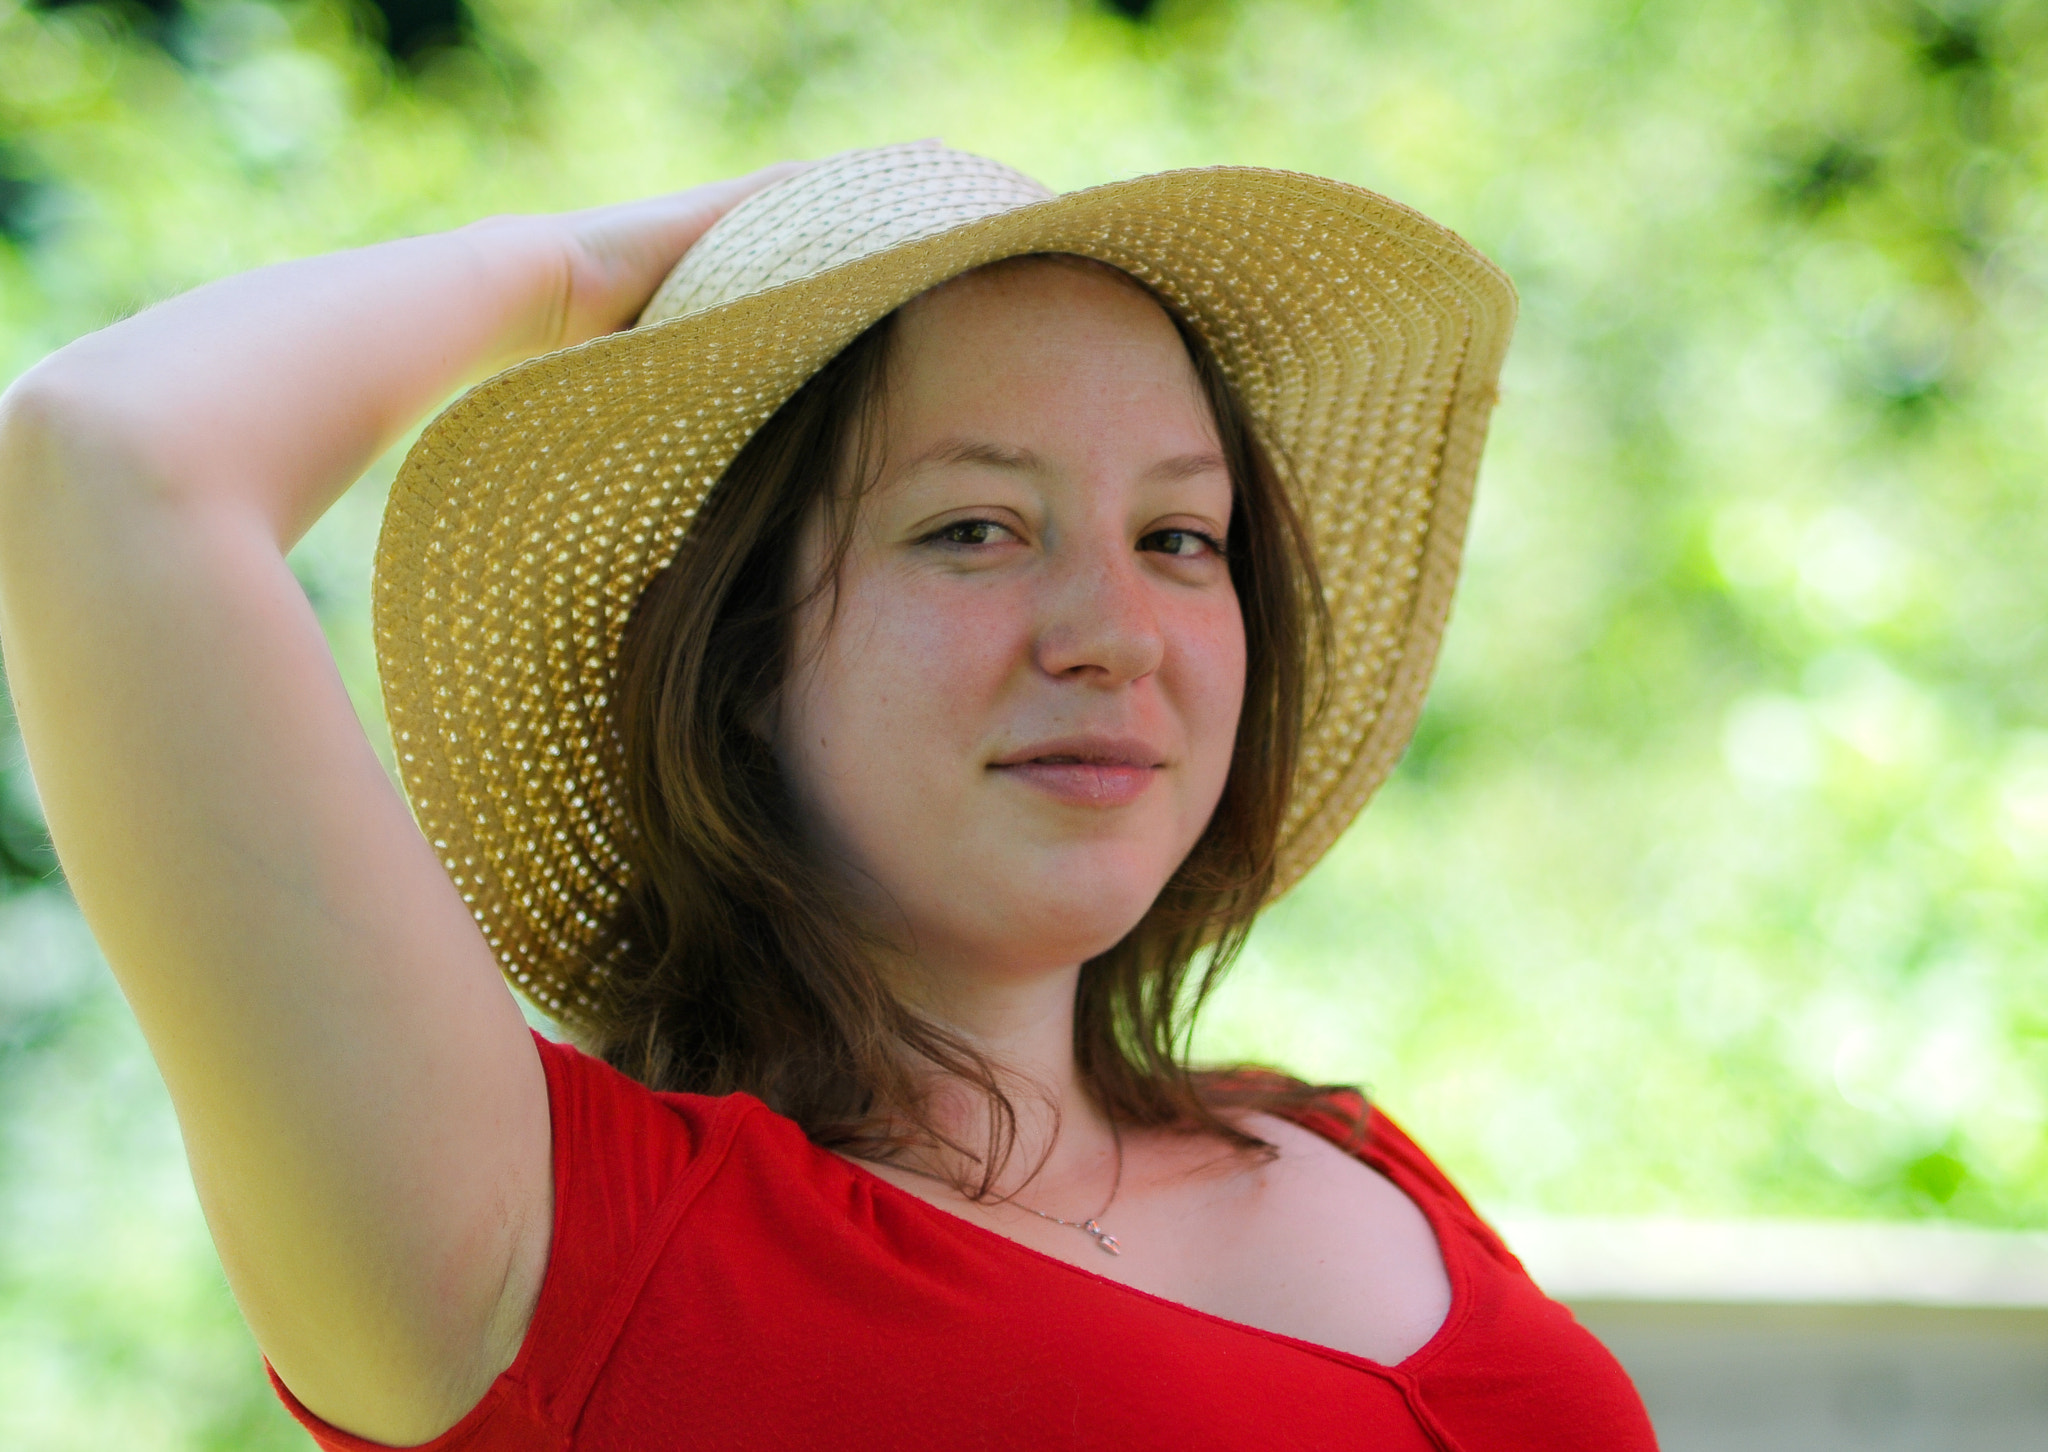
[{"left": 374, "top": 165, "right": 1516, "bottom": 1023}]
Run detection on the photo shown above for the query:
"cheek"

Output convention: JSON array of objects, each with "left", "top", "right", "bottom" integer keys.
[
  {"left": 778, "top": 570, "right": 1025, "bottom": 841},
  {"left": 1175, "top": 597, "right": 1249, "bottom": 790}
]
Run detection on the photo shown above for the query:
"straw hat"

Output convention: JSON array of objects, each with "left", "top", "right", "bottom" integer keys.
[{"left": 374, "top": 141, "right": 1516, "bottom": 1025}]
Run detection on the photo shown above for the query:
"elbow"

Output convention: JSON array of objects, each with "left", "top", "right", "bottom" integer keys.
[
  {"left": 0, "top": 361, "right": 159, "bottom": 595},
  {"left": 0, "top": 356, "right": 164, "bottom": 541},
  {"left": 0, "top": 365, "right": 77, "bottom": 531}
]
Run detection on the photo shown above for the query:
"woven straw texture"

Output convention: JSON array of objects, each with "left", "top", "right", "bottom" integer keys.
[{"left": 374, "top": 141, "right": 1516, "bottom": 1024}]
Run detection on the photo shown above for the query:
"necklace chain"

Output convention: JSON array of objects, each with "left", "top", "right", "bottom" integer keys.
[
  {"left": 1007, "top": 1118, "right": 1123, "bottom": 1255},
  {"left": 889, "top": 1118, "right": 1125, "bottom": 1256}
]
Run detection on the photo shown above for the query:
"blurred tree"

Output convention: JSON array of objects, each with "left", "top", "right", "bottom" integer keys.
[
  {"left": 357, "top": 0, "right": 473, "bottom": 67},
  {"left": 0, "top": 144, "right": 45, "bottom": 246},
  {"left": 23, "top": 0, "right": 183, "bottom": 54},
  {"left": 0, "top": 794, "right": 53, "bottom": 893},
  {"left": 0, "top": 0, "right": 2045, "bottom": 1443}
]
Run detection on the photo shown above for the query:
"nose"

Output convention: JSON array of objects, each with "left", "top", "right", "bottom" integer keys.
[{"left": 1032, "top": 535, "right": 1166, "bottom": 686}]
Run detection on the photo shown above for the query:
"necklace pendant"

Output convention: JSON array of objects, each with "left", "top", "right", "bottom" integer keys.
[{"left": 1082, "top": 1220, "right": 1122, "bottom": 1256}]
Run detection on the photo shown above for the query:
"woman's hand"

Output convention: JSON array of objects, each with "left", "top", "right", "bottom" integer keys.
[
  {"left": 0, "top": 161, "right": 797, "bottom": 1446},
  {"left": 538, "top": 163, "right": 809, "bottom": 349}
]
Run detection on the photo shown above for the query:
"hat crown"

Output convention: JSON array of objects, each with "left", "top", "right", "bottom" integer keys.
[{"left": 639, "top": 142, "right": 1056, "bottom": 327}]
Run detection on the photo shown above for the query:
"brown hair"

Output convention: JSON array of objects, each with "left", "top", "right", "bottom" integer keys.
[{"left": 588, "top": 259, "right": 1352, "bottom": 1194}]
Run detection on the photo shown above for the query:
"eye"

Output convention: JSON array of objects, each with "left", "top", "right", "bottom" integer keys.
[
  {"left": 1139, "top": 528, "right": 1226, "bottom": 560},
  {"left": 922, "top": 518, "right": 1016, "bottom": 548}
]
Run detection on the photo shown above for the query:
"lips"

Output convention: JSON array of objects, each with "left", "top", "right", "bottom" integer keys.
[{"left": 989, "top": 736, "right": 1165, "bottom": 808}]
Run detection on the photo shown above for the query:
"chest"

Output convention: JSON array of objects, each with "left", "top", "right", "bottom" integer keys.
[
  {"left": 572, "top": 1129, "right": 1655, "bottom": 1452},
  {"left": 539, "top": 1094, "right": 1659, "bottom": 1452},
  {"left": 845, "top": 1114, "right": 1454, "bottom": 1367}
]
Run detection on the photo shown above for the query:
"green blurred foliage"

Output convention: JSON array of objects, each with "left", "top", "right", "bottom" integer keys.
[{"left": 1, "top": 0, "right": 2045, "bottom": 1444}]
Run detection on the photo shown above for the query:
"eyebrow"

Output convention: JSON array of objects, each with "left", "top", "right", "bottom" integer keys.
[
  {"left": 1146, "top": 450, "right": 1230, "bottom": 484},
  {"left": 911, "top": 439, "right": 1043, "bottom": 473},
  {"left": 907, "top": 438, "right": 1230, "bottom": 483}
]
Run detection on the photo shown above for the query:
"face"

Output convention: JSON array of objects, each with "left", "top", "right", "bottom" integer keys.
[{"left": 774, "top": 258, "right": 1247, "bottom": 989}]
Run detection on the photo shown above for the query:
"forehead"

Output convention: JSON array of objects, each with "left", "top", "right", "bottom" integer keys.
[
  {"left": 895, "top": 254, "right": 1182, "bottom": 356},
  {"left": 881, "top": 256, "right": 1214, "bottom": 446}
]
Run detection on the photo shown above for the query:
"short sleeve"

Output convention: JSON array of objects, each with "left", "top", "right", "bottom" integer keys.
[{"left": 270, "top": 1031, "right": 752, "bottom": 1451}]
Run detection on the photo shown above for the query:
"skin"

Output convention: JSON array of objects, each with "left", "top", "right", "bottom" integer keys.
[{"left": 0, "top": 178, "right": 1448, "bottom": 1448}]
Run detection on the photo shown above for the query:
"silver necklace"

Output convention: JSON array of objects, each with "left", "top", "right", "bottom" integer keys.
[
  {"left": 1010, "top": 1118, "right": 1124, "bottom": 1255},
  {"left": 893, "top": 1119, "right": 1125, "bottom": 1256}
]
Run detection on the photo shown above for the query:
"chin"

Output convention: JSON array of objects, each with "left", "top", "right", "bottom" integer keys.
[{"left": 983, "top": 851, "right": 1174, "bottom": 965}]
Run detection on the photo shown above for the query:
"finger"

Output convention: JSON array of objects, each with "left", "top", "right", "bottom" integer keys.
[
  {"left": 591, "top": 161, "right": 813, "bottom": 263},
  {"left": 556, "top": 161, "right": 816, "bottom": 341},
  {"left": 723, "top": 158, "right": 814, "bottom": 199},
  {"left": 663, "top": 159, "right": 814, "bottom": 230}
]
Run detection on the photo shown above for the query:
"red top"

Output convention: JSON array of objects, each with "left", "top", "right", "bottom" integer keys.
[{"left": 273, "top": 1033, "right": 1655, "bottom": 1450}]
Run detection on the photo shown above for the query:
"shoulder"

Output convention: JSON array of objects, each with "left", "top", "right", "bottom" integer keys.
[
  {"left": 537, "top": 1031, "right": 756, "bottom": 1139},
  {"left": 1232, "top": 1109, "right": 1444, "bottom": 1252},
  {"left": 532, "top": 1033, "right": 790, "bottom": 1249},
  {"left": 513, "top": 1039, "right": 791, "bottom": 1367}
]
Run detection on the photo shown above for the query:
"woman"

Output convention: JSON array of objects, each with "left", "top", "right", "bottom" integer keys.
[{"left": 0, "top": 143, "right": 1654, "bottom": 1448}]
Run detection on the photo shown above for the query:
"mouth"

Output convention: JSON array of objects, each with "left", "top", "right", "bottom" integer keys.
[{"left": 988, "top": 737, "right": 1166, "bottom": 808}]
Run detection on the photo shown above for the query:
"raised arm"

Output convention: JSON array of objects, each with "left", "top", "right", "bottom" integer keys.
[{"left": 0, "top": 165, "right": 796, "bottom": 1445}]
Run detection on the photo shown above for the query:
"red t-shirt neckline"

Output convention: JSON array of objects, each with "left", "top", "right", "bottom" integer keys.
[{"left": 818, "top": 1108, "right": 1473, "bottom": 1383}]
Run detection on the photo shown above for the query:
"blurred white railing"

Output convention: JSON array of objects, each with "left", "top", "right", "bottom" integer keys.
[
  {"left": 1490, "top": 1216, "right": 2048, "bottom": 1452},
  {"left": 1495, "top": 1214, "right": 2048, "bottom": 1307}
]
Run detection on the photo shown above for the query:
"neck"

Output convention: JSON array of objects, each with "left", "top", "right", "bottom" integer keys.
[{"left": 891, "top": 958, "right": 1117, "bottom": 1202}]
